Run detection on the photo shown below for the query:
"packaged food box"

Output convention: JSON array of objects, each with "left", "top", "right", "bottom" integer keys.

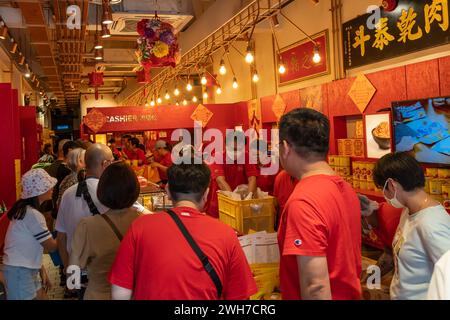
[
  {"left": 337, "top": 139, "right": 345, "bottom": 156},
  {"left": 430, "top": 179, "right": 443, "bottom": 195},
  {"left": 360, "top": 180, "right": 368, "bottom": 190},
  {"left": 328, "top": 155, "right": 336, "bottom": 166},
  {"left": 353, "top": 179, "right": 360, "bottom": 189},
  {"left": 426, "top": 168, "right": 438, "bottom": 178},
  {"left": 361, "top": 163, "right": 368, "bottom": 181},
  {"left": 438, "top": 168, "right": 450, "bottom": 179},
  {"left": 425, "top": 178, "right": 431, "bottom": 194},
  {"left": 367, "top": 182, "right": 376, "bottom": 191},
  {"left": 353, "top": 139, "right": 365, "bottom": 157},
  {"left": 353, "top": 162, "right": 361, "bottom": 180},
  {"left": 339, "top": 156, "right": 351, "bottom": 167},
  {"left": 356, "top": 120, "right": 364, "bottom": 139},
  {"left": 342, "top": 167, "right": 351, "bottom": 177},
  {"left": 344, "top": 139, "right": 354, "bottom": 156},
  {"left": 442, "top": 184, "right": 449, "bottom": 199},
  {"left": 366, "top": 163, "right": 375, "bottom": 181}
]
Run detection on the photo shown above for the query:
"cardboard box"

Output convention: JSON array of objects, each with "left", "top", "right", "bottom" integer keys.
[
  {"left": 356, "top": 120, "right": 364, "bottom": 139},
  {"left": 353, "top": 139, "right": 365, "bottom": 157},
  {"left": 337, "top": 139, "right": 345, "bottom": 156}
]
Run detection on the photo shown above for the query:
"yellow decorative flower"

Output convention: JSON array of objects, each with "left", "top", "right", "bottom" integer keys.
[{"left": 152, "top": 41, "right": 169, "bottom": 58}]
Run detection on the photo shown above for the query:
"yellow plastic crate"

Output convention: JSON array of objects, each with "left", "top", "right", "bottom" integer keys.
[{"left": 218, "top": 193, "right": 275, "bottom": 235}]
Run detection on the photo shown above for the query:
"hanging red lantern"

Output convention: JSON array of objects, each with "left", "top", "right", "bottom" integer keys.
[
  {"left": 382, "top": 0, "right": 398, "bottom": 12},
  {"left": 88, "top": 72, "right": 104, "bottom": 100}
]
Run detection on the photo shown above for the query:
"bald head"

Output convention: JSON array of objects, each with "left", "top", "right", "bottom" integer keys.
[{"left": 85, "top": 143, "right": 113, "bottom": 175}]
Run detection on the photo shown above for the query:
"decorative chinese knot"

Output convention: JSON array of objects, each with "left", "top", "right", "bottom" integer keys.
[{"left": 135, "top": 13, "right": 180, "bottom": 69}]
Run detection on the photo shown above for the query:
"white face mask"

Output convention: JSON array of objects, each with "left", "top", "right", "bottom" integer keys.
[{"left": 383, "top": 179, "right": 405, "bottom": 209}]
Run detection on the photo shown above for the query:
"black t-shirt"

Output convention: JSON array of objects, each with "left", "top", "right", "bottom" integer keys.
[{"left": 46, "top": 160, "right": 72, "bottom": 218}]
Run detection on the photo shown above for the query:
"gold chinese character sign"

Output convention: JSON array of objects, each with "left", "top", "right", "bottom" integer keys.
[{"left": 343, "top": 0, "right": 450, "bottom": 70}]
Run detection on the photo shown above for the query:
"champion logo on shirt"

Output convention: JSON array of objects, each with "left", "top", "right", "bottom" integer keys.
[
  {"left": 294, "top": 239, "right": 302, "bottom": 246},
  {"left": 181, "top": 212, "right": 191, "bottom": 217}
]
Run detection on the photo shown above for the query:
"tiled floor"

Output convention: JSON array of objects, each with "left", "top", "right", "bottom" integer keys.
[{"left": 42, "top": 254, "right": 65, "bottom": 300}]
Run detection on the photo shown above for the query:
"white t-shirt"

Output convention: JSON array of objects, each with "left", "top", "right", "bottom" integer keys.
[
  {"left": 390, "top": 205, "right": 450, "bottom": 300},
  {"left": 55, "top": 178, "right": 109, "bottom": 254},
  {"left": 427, "top": 250, "right": 450, "bottom": 300},
  {"left": 3, "top": 207, "right": 52, "bottom": 269}
]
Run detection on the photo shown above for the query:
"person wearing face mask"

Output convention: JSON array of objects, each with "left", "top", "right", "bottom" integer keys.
[
  {"left": 109, "top": 162, "right": 257, "bottom": 300},
  {"left": 205, "top": 131, "right": 259, "bottom": 218},
  {"left": 373, "top": 152, "right": 450, "bottom": 300}
]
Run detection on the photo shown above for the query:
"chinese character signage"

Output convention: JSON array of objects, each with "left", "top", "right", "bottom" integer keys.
[
  {"left": 343, "top": 0, "right": 449, "bottom": 69},
  {"left": 279, "top": 30, "right": 330, "bottom": 85}
]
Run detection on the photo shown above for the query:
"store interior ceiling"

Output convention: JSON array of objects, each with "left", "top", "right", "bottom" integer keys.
[{"left": 0, "top": 0, "right": 221, "bottom": 112}]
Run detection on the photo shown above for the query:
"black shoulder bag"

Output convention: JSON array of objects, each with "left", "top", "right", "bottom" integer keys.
[{"left": 166, "top": 209, "right": 223, "bottom": 298}]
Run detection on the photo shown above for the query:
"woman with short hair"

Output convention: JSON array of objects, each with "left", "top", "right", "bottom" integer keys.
[
  {"left": 69, "top": 162, "right": 141, "bottom": 300},
  {"left": 56, "top": 148, "right": 86, "bottom": 207},
  {"left": 373, "top": 152, "right": 450, "bottom": 300}
]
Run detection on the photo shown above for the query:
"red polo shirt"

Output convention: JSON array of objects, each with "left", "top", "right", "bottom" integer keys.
[
  {"left": 256, "top": 163, "right": 277, "bottom": 195},
  {"left": 273, "top": 170, "right": 298, "bottom": 226},
  {"left": 123, "top": 148, "right": 133, "bottom": 160},
  {"left": 108, "top": 206, "right": 257, "bottom": 300},
  {"left": 277, "top": 174, "right": 361, "bottom": 300},
  {"left": 128, "top": 148, "right": 147, "bottom": 166},
  {"left": 158, "top": 151, "right": 173, "bottom": 181},
  {"left": 205, "top": 152, "right": 259, "bottom": 218}
]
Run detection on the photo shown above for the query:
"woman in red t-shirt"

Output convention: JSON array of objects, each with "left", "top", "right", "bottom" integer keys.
[{"left": 150, "top": 140, "right": 173, "bottom": 184}]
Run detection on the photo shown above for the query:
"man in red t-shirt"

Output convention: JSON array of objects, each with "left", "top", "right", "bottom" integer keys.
[
  {"left": 150, "top": 140, "right": 173, "bottom": 183},
  {"left": 108, "top": 162, "right": 257, "bottom": 300},
  {"left": 273, "top": 170, "right": 298, "bottom": 231},
  {"left": 205, "top": 133, "right": 259, "bottom": 218},
  {"left": 121, "top": 134, "right": 133, "bottom": 160},
  {"left": 128, "top": 137, "right": 147, "bottom": 166},
  {"left": 277, "top": 108, "right": 361, "bottom": 300}
]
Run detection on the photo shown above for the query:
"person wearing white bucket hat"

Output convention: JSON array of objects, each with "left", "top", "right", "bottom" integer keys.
[{"left": 2, "top": 169, "right": 58, "bottom": 300}]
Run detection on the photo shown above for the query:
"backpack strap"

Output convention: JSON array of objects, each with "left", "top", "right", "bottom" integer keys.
[
  {"left": 76, "top": 179, "right": 100, "bottom": 216},
  {"left": 100, "top": 214, "right": 123, "bottom": 241},
  {"left": 165, "top": 209, "right": 223, "bottom": 298}
]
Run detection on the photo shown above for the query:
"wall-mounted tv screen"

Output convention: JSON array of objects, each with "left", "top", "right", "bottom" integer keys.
[{"left": 392, "top": 97, "right": 450, "bottom": 165}]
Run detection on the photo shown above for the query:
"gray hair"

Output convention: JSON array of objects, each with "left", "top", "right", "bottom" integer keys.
[{"left": 66, "top": 148, "right": 86, "bottom": 172}]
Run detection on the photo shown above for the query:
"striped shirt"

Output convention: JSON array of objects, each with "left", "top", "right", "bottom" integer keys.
[{"left": 3, "top": 207, "right": 52, "bottom": 269}]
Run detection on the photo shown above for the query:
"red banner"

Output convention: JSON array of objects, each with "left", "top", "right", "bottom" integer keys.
[
  {"left": 279, "top": 30, "right": 330, "bottom": 86},
  {"left": 83, "top": 103, "right": 248, "bottom": 133}
]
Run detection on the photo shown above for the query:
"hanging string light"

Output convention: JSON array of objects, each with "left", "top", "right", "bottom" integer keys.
[
  {"left": 245, "top": 44, "right": 254, "bottom": 64},
  {"left": 201, "top": 74, "right": 207, "bottom": 85},
  {"left": 165, "top": 90, "right": 170, "bottom": 100},
  {"left": 150, "top": 99, "right": 155, "bottom": 107},
  {"left": 24, "top": 64, "right": 31, "bottom": 78},
  {"left": 175, "top": 101, "right": 180, "bottom": 106},
  {"left": 157, "top": 95, "right": 162, "bottom": 104},
  {"left": 186, "top": 81, "right": 193, "bottom": 92},
  {"left": 101, "top": 24, "right": 111, "bottom": 38},
  {"left": 278, "top": 59, "right": 286, "bottom": 74},
  {"left": 232, "top": 77, "right": 238, "bottom": 89},
  {"left": 183, "top": 98, "right": 188, "bottom": 106},
  {"left": 174, "top": 87, "right": 180, "bottom": 96},
  {"left": 216, "top": 86, "right": 222, "bottom": 95},
  {"left": 203, "top": 92, "right": 208, "bottom": 99},
  {"left": 95, "top": 49, "right": 103, "bottom": 60},
  {"left": 192, "top": 96, "right": 198, "bottom": 103},
  {"left": 252, "top": 71, "right": 259, "bottom": 83},
  {"left": 219, "top": 58, "right": 227, "bottom": 75},
  {"left": 102, "top": 0, "right": 113, "bottom": 25},
  {"left": 313, "top": 44, "right": 321, "bottom": 63}
]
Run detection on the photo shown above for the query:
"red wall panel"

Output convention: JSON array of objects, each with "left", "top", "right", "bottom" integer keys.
[
  {"left": 365, "top": 66, "right": 407, "bottom": 113},
  {"left": 439, "top": 55, "right": 450, "bottom": 96},
  {"left": 20, "top": 107, "right": 39, "bottom": 174},
  {"left": 325, "top": 78, "right": 360, "bottom": 116},
  {"left": 406, "top": 59, "right": 440, "bottom": 100}
]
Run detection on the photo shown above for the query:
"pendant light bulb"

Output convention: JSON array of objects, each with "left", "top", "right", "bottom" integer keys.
[
  {"left": 192, "top": 96, "right": 198, "bottom": 103},
  {"left": 165, "top": 91, "right": 170, "bottom": 100},
  {"left": 313, "top": 44, "right": 321, "bottom": 64},
  {"left": 216, "top": 86, "right": 222, "bottom": 95},
  {"left": 219, "top": 59, "right": 227, "bottom": 75},
  {"left": 278, "top": 62, "right": 286, "bottom": 74},
  {"left": 101, "top": 24, "right": 111, "bottom": 38},
  {"left": 201, "top": 75, "right": 207, "bottom": 85},
  {"left": 186, "top": 82, "right": 193, "bottom": 92},
  {"left": 252, "top": 71, "right": 259, "bottom": 83},
  {"left": 157, "top": 96, "right": 162, "bottom": 104},
  {"left": 102, "top": 0, "right": 113, "bottom": 25},
  {"left": 232, "top": 77, "right": 238, "bottom": 89},
  {"left": 183, "top": 99, "right": 188, "bottom": 106},
  {"left": 245, "top": 45, "right": 254, "bottom": 64},
  {"left": 203, "top": 92, "right": 208, "bottom": 99},
  {"left": 150, "top": 100, "right": 155, "bottom": 107},
  {"left": 174, "top": 87, "right": 180, "bottom": 96}
]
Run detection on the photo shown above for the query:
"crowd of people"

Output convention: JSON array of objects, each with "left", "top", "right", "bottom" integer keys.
[{"left": 0, "top": 108, "right": 449, "bottom": 300}]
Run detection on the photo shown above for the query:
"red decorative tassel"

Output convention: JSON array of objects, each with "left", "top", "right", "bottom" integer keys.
[{"left": 382, "top": 0, "right": 398, "bottom": 12}]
